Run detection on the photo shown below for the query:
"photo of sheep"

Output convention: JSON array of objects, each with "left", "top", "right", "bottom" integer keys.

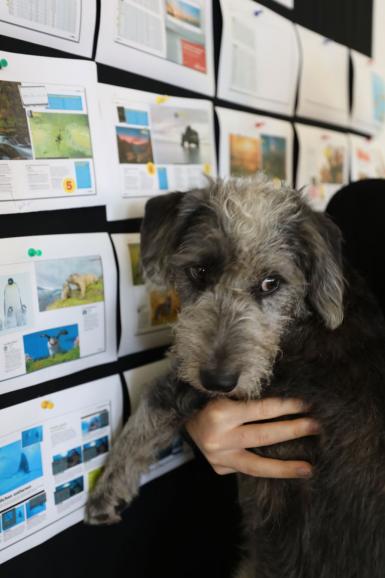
[
  {"left": 35, "top": 256, "right": 104, "bottom": 312},
  {"left": 23, "top": 323, "right": 80, "bottom": 374}
]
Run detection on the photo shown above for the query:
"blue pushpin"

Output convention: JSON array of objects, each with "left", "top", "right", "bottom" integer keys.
[
  {"left": 254, "top": 9, "right": 263, "bottom": 16},
  {"left": 0, "top": 58, "right": 8, "bottom": 69}
]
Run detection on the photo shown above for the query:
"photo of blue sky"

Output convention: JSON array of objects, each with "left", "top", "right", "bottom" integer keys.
[{"left": 0, "top": 438, "right": 43, "bottom": 496}]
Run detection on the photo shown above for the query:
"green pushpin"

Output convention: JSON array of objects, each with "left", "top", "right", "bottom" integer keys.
[
  {"left": 0, "top": 59, "right": 8, "bottom": 69},
  {"left": 36, "top": 249, "right": 42, "bottom": 256},
  {"left": 28, "top": 248, "right": 36, "bottom": 257}
]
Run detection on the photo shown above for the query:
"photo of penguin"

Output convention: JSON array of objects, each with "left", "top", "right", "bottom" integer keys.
[{"left": 0, "top": 272, "right": 31, "bottom": 333}]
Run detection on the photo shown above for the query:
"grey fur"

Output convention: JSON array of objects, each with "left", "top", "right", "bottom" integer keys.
[{"left": 86, "top": 176, "right": 384, "bottom": 578}]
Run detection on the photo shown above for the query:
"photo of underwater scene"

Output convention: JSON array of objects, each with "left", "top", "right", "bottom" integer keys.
[{"left": 0, "top": 435, "right": 43, "bottom": 496}]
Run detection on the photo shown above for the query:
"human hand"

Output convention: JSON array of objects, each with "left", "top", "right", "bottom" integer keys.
[{"left": 185, "top": 398, "right": 319, "bottom": 479}]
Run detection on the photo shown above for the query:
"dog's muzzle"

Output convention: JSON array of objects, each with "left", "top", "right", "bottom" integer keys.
[{"left": 199, "top": 368, "right": 239, "bottom": 393}]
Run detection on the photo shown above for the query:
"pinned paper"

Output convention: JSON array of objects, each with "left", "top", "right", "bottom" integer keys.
[{"left": 216, "top": 106, "right": 294, "bottom": 185}]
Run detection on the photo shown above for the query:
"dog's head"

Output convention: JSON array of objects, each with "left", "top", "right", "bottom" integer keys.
[{"left": 141, "top": 176, "right": 344, "bottom": 398}]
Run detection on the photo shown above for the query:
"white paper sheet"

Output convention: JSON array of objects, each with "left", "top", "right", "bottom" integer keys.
[
  {"left": 0, "top": 51, "right": 104, "bottom": 214},
  {"left": 0, "top": 233, "right": 117, "bottom": 394},
  {"left": 217, "top": 0, "right": 300, "bottom": 116},
  {"left": 296, "top": 26, "right": 349, "bottom": 127},
  {"left": 98, "top": 83, "right": 217, "bottom": 220},
  {"left": 349, "top": 134, "right": 385, "bottom": 181},
  {"left": 216, "top": 106, "right": 294, "bottom": 185},
  {"left": 351, "top": 50, "right": 385, "bottom": 135},
  {"left": 112, "top": 233, "right": 175, "bottom": 357},
  {"left": 0, "top": 0, "right": 97, "bottom": 57},
  {"left": 0, "top": 375, "right": 123, "bottom": 563},
  {"left": 123, "top": 359, "right": 193, "bottom": 485},
  {"left": 295, "top": 123, "right": 349, "bottom": 211},
  {"left": 96, "top": 0, "right": 214, "bottom": 96}
]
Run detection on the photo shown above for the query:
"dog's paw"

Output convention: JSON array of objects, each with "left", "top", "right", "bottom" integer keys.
[{"left": 85, "top": 491, "right": 127, "bottom": 526}]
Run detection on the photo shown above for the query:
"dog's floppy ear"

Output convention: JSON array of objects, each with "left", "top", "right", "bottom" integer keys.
[
  {"left": 140, "top": 191, "right": 185, "bottom": 286},
  {"left": 301, "top": 211, "right": 344, "bottom": 330}
]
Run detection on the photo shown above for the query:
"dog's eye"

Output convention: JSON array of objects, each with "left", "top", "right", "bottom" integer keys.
[
  {"left": 186, "top": 265, "right": 208, "bottom": 286},
  {"left": 252, "top": 276, "right": 281, "bottom": 298}
]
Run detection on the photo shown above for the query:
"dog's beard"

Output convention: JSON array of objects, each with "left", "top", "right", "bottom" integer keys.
[{"left": 170, "top": 292, "right": 289, "bottom": 399}]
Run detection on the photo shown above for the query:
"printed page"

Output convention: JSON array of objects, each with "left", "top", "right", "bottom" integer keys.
[
  {"left": 96, "top": 0, "right": 215, "bottom": 96},
  {"left": 351, "top": 50, "right": 385, "bottom": 136},
  {"left": 217, "top": 0, "right": 300, "bottom": 115},
  {"left": 98, "top": 83, "right": 216, "bottom": 220},
  {"left": 216, "top": 107, "right": 294, "bottom": 185},
  {"left": 349, "top": 134, "right": 385, "bottom": 181},
  {"left": 0, "top": 233, "right": 117, "bottom": 394},
  {"left": 0, "top": 375, "right": 123, "bottom": 563},
  {"left": 295, "top": 123, "right": 349, "bottom": 212},
  {"left": 112, "top": 233, "right": 175, "bottom": 357},
  {"left": 0, "top": 50, "right": 103, "bottom": 214},
  {"left": 296, "top": 26, "right": 349, "bottom": 127},
  {"left": 0, "top": 1, "right": 96, "bottom": 58},
  {"left": 123, "top": 359, "right": 193, "bottom": 485}
]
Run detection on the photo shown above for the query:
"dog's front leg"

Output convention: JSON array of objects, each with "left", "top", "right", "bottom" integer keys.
[{"left": 85, "top": 374, "right": 205, "bottom": 526}]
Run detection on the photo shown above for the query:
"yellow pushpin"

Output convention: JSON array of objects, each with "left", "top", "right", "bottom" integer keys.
[
  {"left": 203, "top": 163, "right": 212, "bottom": 176},
  {"left": 146, "top": 162, "right": 156, "bottom": 176},
  {"left": 155, "top": 95, "right": 169, "bottom": 105},
  {"left": 41, "top": 400, "right": 55, "bottom": 409}
]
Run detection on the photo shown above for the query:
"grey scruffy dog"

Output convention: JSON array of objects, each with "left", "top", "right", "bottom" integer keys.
[{"left": 86, "top": 176, "right": 385, "bottom": 578}]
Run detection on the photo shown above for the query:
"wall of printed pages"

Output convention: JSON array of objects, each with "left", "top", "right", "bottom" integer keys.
[{"left": 0, "top": 0, "right": 375, "bottom": 576}]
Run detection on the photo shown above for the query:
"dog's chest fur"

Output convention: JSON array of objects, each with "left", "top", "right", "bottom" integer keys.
[{"left": 236, "top": 266, "right": 385, "bottom": 578}]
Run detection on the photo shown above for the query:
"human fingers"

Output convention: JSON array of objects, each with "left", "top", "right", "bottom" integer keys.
[
  {"left": 222, "top": 417, "right": 320, "bottom": 450},
  {"left": 211, "top": 449, "right": 313, "bottom": 479},
  {"left": 205, "top": 397, "right": 311, "bottom": 428}
]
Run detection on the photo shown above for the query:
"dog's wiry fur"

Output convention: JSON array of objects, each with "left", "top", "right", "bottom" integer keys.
[{"left": 86, "top": 176, "right": 385, "bottom": 578}]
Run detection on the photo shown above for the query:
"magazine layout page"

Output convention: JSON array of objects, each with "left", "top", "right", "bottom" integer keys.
[
  {"left": 216, "top": 107, "right": 294, "bottom": 185},
  {"left": 96, "top": 0, "right": 215, "bottom": 96},
  {"left": 349, "top": 134, "right": 385, "bottom": 181},
  {"left": 123, "top": 359, "right": 193, "bottom": 485},
  {"left": 112, "top": 233, "right": 175, "bottom": 357},
  {"left": 296, "top": 26, "right": 349, "bottom": 127},
  {"left": 295, "top": 123, "right": 349, "bottom": 211},
  {"left": 0, "top": 0, "right": 97, "bottom": 57},
  {"left": 0, "top": 233, "right": 117, "bottom": 394},
  {"left": 98, "top": 83, "right": 216, "bottom": 220},
  {"left": 0, "top": 51, "right": 103, "bottom": 214},
  {"left": 0, "top": 375, "right": 123, "bottom": 563},
  {"left": 217, "top": 0, "right": 299, "bottom": 116},
  {"left": 351, "top": 50, "right": 385, "bottom": 136}
]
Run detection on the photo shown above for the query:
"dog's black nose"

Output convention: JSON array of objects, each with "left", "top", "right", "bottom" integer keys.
[{"left": 199, "top": 369, "right": 239, "bottom": 393}]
